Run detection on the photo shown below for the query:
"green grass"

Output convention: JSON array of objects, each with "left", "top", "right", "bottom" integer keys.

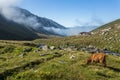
[
  {"left": 0, "top": 30, "right": 120, "bottom": 80},
  {"left": 33, "top": 19, "right": 120, "bottom": 53},
  {"left": 5, "top": 51, "right": 120, "bottom": 80},
  {"left": 34, "top": 28, "right": 120, "bottom": 53},
  {"left": 0, "top": 40, "right": 119, "bottom": 80}
]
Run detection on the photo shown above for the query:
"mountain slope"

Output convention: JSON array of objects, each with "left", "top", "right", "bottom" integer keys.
[
  {"left": 35, "top": 19, "right": 120, "bottom": 53},
  {"left": 15, "top": 7, "right": 66, "bottom": 35},
  {"left": 0, "top": 7, "right": 66, "bottom": 40},
  {"left": 90, "top": 19, "right": 120, "bottom": 52},
  {"left": 0, "top": 14, "right": 40, "bottom": 40},
  {"left": 92, "top": 19, "right": 120, "bottom": 36}
]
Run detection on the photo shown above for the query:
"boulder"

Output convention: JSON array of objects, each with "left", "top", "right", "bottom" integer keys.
[
  {"left": 70, "top": 55, "right": 76, "bottom": 60},
  {"left": 50, "top": 46, "right": 55, "bottom": 50},
  {"left": 38, "top": 44, "right": 48, "bottom": 51}
]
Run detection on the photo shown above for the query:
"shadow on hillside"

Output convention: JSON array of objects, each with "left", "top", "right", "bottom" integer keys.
[
  {"left": 97, "top": 72, "right": 112, "bottom": 78},
  {"left": 107, "top": 66, "right": 120, "bottom": 72}
]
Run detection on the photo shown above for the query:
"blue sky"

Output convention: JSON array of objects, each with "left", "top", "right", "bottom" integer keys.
[{"left": 19, "top": 0, "right": 120, "bottom": 27}]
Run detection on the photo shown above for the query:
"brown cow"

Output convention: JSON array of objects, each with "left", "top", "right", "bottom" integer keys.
[{"left": 86, "top": 53, "right": 106, "bottom": 67}]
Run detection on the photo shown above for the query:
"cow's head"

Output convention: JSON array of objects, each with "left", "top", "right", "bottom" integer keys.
[{"left": 86, "top": 58, "right": 91, "bottom": 64}]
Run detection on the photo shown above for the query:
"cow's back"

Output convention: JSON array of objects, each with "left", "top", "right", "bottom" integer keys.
[{"left": 91, "top": 53, "right": 105, "bottom": 62}]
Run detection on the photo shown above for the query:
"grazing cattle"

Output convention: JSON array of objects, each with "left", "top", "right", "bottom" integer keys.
[{"left": 86, "top": 53, "right": 106, "bottom": 67}]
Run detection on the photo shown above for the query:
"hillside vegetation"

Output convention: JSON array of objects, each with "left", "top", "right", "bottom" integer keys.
[
  {"left": 35, "top": 19, "right": 120, "bottom": 53},
  {"left": 0, "top": 40, "right": 120, "bottom": 80},
  {"left": 0, "top": 19, "right": 120, "bottom": 80}
]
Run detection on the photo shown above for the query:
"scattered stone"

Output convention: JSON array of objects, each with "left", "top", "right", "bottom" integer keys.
[
  {"left": 79, "top": 32, "right": 91, "bottom": 36},
  {"left": 38, "top": 44, "right": 48, "bottom": 51},
  {"left": 64, "top": 47, "right": 72, "bottom": 51},
  {"left": 39, "top": 53, "right": 49, "bottom": 56},
  {"left": 34, "top": 49, "right": 41, "bottom": 53},
  {"left": 19, "top": 53, "right": 26, "bottom": 58},
  {"left": 34, "top": 70, "right": 38, "bottom": 73},
  {"left": 70, "top": 55, "right": 76, "bottom": 60},
  {"left": 50, "top": 46, "right": 55, "bottom": 50}
]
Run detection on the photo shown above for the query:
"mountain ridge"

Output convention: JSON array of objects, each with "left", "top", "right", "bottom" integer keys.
[{"left": 0, "top": 7, "right": 66, "bottom": 40}]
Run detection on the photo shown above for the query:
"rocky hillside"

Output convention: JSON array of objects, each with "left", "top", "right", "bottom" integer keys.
[
  {"left": 92, "top": 19, "right": 120, "bottom": 38},
  {"left": 91, "top": 19, "right": 120, "bottom": 52},
  {"left": 36, "top": 19, "right": 120, "bottom": 53}
]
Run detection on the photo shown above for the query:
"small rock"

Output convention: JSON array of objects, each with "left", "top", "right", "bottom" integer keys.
[
  {"left": 70, "top": 55, "right": 76, "bottom": 59},
  {"left": 50, "top": 46, "right": 55, "bottom": 50}
]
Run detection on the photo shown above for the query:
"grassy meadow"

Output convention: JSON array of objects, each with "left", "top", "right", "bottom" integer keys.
[{"left": 0, "top": 40, "right": 120, "bottom": 80}]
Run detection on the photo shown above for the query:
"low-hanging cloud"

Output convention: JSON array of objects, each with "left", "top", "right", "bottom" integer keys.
[
  {"left": 0, "top": 0, "right": 104, "bottom": 36},
  {"left": 44, "top": 26, "right": 96, "bottom": 36},
  {"left": 44, "top": 18, "right": 104, "bottom": 36},
  {"left": 0, "top": 0, "right": 41, "bottom": 29}
]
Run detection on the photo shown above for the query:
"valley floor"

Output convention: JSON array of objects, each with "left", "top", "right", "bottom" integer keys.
[{"left": 0, "top": 40, "right": 120, "bottom": 80}]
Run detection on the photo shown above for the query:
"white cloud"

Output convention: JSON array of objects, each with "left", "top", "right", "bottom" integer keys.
[
  {"left": 43, "top": 17, "right": 104, "bottom": 36},
  {"left": 0, "top": 0, "right": 41, "bottom": 29},
  {"left": 43, "top": 25, "right": 97, "bottom": 36},
  {"left": 75, "top": 17, "right": 104, "bottom": 27},
  {"left": 0, "top": 0, "right": 21, "bottom": 9},
  {"left": 0, "top": 0, "right": 104, "bottom": 36}
]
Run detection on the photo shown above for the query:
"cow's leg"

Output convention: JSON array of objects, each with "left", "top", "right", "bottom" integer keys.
[
  {"left": 103, "top": 60, "right": 106, "bottom": 67},
  {"left": 100, "top": 59, "right": 106, "bottom": 67},
  {"left": 91, "top": 59, "right": 94, "bottom": 64}
]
